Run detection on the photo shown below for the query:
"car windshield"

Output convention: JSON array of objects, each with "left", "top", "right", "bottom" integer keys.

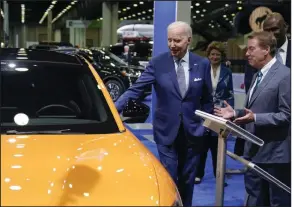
[
  {"left": 95, "top": 50, "right": 127, "bottom": 66},
  {"left": 0, "top": 60, "right": 120, "bottom": 134}
]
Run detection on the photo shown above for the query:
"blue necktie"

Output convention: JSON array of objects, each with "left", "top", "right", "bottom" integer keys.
[
  {"left": 276, "top": 49, "right": 284, "bottom": 64},
  {"left": 176, "top": 60, "right": 186, "bottom": 97},
  {"left": 252, "top": 71, "right": 263, "bottom": 94}
]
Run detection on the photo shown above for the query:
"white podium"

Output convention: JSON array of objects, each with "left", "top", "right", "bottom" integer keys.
[{"left": 195, "top": 110, "right": 264, "bottom": 206}]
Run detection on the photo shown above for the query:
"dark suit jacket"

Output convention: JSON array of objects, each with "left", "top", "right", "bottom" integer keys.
[
  {"left": 235, "top": 40, "right": 291, "bottom": 155},
  {"left": 244, "top": 40, "right": 291, "bottom": 93},
  {"left": 115, "top": 52, "right": 213, "bottom": 146},
  {"left": 236, "top": 60, "right": 291, "bottom": 163},
  {"left": 210, "top": 65, "right": 234, "bottom": 137},
  {"left": 213, "top": 65, "right": 234, "bottom": 107}
]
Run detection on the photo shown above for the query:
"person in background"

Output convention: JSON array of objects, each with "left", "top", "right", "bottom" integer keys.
[
  {"left": 237, "top": 12, "right": 291, "bottom": 156},
  {"left": 115, "top": 21, "right": 213, "bottom": 206},
  {"left": 195, "top": 41, "right": 234, "bottom": 185},
  {"left": 215, "top": 31, "right": 291, "bottom": 206}
]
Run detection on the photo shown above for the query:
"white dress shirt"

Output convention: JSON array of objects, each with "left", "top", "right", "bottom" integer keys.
[
  {"left": 233, "top": 57, "right": 277, "bottom": 120},
  {"left": 210, "top": 65, "right": 221, "bottom": 95},
  {"left": 174, "top": 51, "right": 190, "bottom": 88},
  {"left": 277, "top": 37, "right": 288, "bottom": 65},
  {"left": 249, "top": 57, "right": 277, "bottom": 101}
]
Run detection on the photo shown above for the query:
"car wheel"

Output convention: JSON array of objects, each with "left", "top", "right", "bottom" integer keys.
[{"left": 105, "top": 80, "right": 125, "bottom": 102}]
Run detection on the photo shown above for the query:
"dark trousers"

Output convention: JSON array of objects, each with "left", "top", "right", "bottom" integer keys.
[
  {"left": 196, "top": 132, "right": 218, "bottom": 178},
  {"left": 244, "top": 163, "right": 291, "bottom": 206},
  {"left": 157, "top": 124, "right": 201, "bottom": 207}
]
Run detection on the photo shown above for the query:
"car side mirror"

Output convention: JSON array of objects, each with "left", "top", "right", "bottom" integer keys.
[{"left": 122, "top": 100, "right": 150, "bottom": 123}]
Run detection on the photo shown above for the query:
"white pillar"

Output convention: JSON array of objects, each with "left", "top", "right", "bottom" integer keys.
[
  {"left": 47, "top": 10, "right": 52, "bottom": 41},
  {"left": 101, "top": 2, "right": 119, "bottom": 46},
  {"left": 176, "top": 1, "right": 191, "bottom": 23},
  {"left": 101, "top": 2, "right": 111, "bottom": 46},
  {"left": 111, "top": 3, "right": 118, "bottom": 45},
  {"left": 22, "top": 24, "right": 27, "bottom": 48},
  {"left": 3, "top": 1, "right": 9, "bottom": 45},
  {"left": 54, "top": 30, "right": 61, "bottom": 42},
  {"left": 69, "top": 27, "right": 75, "bottom": 46}
]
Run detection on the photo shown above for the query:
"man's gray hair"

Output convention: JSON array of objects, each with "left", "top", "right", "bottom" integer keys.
[{"left": 167, "top": 21, "right": 192, "bottom": 38}]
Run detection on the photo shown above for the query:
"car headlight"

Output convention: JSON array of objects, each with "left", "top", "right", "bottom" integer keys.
[
  {"left": 172, "top": 188, "right": 183, "bottom": 206},
  {"left": 121, "top": 69, "right": 141, "bottom": 78}
]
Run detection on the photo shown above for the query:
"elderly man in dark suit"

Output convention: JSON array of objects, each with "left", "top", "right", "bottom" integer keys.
[
  {"left": 115, "top": 21, "right": 213, "bottom": 206},
  {"left": 236, "top": 12, "right": 291, "bottom": 156},
  {"left": 215, "top": 31, "right": 291, "bottom": 206}
]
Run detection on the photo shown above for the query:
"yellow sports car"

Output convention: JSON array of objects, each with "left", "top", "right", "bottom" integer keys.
[{"left": 1, "top": 48, "right": 182, "bottom": 206}]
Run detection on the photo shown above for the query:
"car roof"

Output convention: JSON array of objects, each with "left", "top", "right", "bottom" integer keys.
[{"left": 0, "top": 48, "right": 82, "bottom": 65}]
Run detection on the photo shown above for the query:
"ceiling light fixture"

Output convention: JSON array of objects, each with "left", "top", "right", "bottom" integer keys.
[
  {"left": 39, "top": 0, "right": 57, "bottom": 24},
  {"left": 195, "top": 3, "right": 200, "bottom": 6},
  {"left": 1, "top": 9, "right": 4, "bottom": 18},
  {"left": 51, "top": 0, "right": 78, "bottom": 23},
  {"left": 21, "top": 4, "right": 25, "bottom": 23}
]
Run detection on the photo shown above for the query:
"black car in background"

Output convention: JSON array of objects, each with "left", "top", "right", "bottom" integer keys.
[
  {"left": 30, "top": 43, "right": 151, "bottom": 102},
  {"left": 76, "top": 48, "right": 150, "bottom": 102}
]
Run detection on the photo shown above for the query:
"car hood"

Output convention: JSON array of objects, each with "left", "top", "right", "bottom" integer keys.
[{"left": 1, "top": 132, "right": 162, "bottom": 206}]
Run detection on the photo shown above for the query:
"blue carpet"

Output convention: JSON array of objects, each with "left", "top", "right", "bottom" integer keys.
[
  {"left": 130, "top": 131, "right": 245, "bottom": 206},
  {"left": 126, "top": 95, "right": 245, "bottom": 206}
]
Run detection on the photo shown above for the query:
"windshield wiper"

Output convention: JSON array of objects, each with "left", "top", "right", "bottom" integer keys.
[{"left": 6, "top": 129, "right": 73, "bottom": 135}]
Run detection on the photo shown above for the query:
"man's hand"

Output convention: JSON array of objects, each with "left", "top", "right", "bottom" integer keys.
[
  {"left": 233, "top": 108, "right": 255, "bottom": 125},
  {"left": 214, "top": 100, "right": 234, "bottom": 120}
]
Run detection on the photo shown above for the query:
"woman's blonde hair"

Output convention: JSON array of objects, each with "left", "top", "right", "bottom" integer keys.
[{"left": 206, "top": 41, "right": 226, "bottom": 61}]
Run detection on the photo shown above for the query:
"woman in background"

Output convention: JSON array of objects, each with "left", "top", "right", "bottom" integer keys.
[{"left": 195, "top": 41, "right": 234, "bottom": 185}]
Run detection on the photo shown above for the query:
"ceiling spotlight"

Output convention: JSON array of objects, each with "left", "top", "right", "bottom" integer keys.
[
  {"left": 139, "top": 2, "right": 144, "bottom": 4},
  {"left": 206, "top": 1, "right": 211, "bottom": 3},
  {"left": 231, "top": 13, "right": 235, "bottom": 16},
  {"left": 225, "top": 4, "right": 229, "bottom": 7},
  {"left": 133, "top": 4, "right": 138, "bottom": 7},
  {"left": 223, "top": 14, "right": 227, "bottom": 18},
  {"left": 196, "top": 10, "right": 200, "bottom": 13},
  {"left": 201, "top": 14, "right": 204, "bottom": 17},
  {"left": 195, "top": 3, "right": 200, "bottom": 6},
  {"left": 203, "top": 9, "right": 206, "bottom": 12},
  {"left": 191, "top": 5, "right": 193, "bottom": 8}
]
